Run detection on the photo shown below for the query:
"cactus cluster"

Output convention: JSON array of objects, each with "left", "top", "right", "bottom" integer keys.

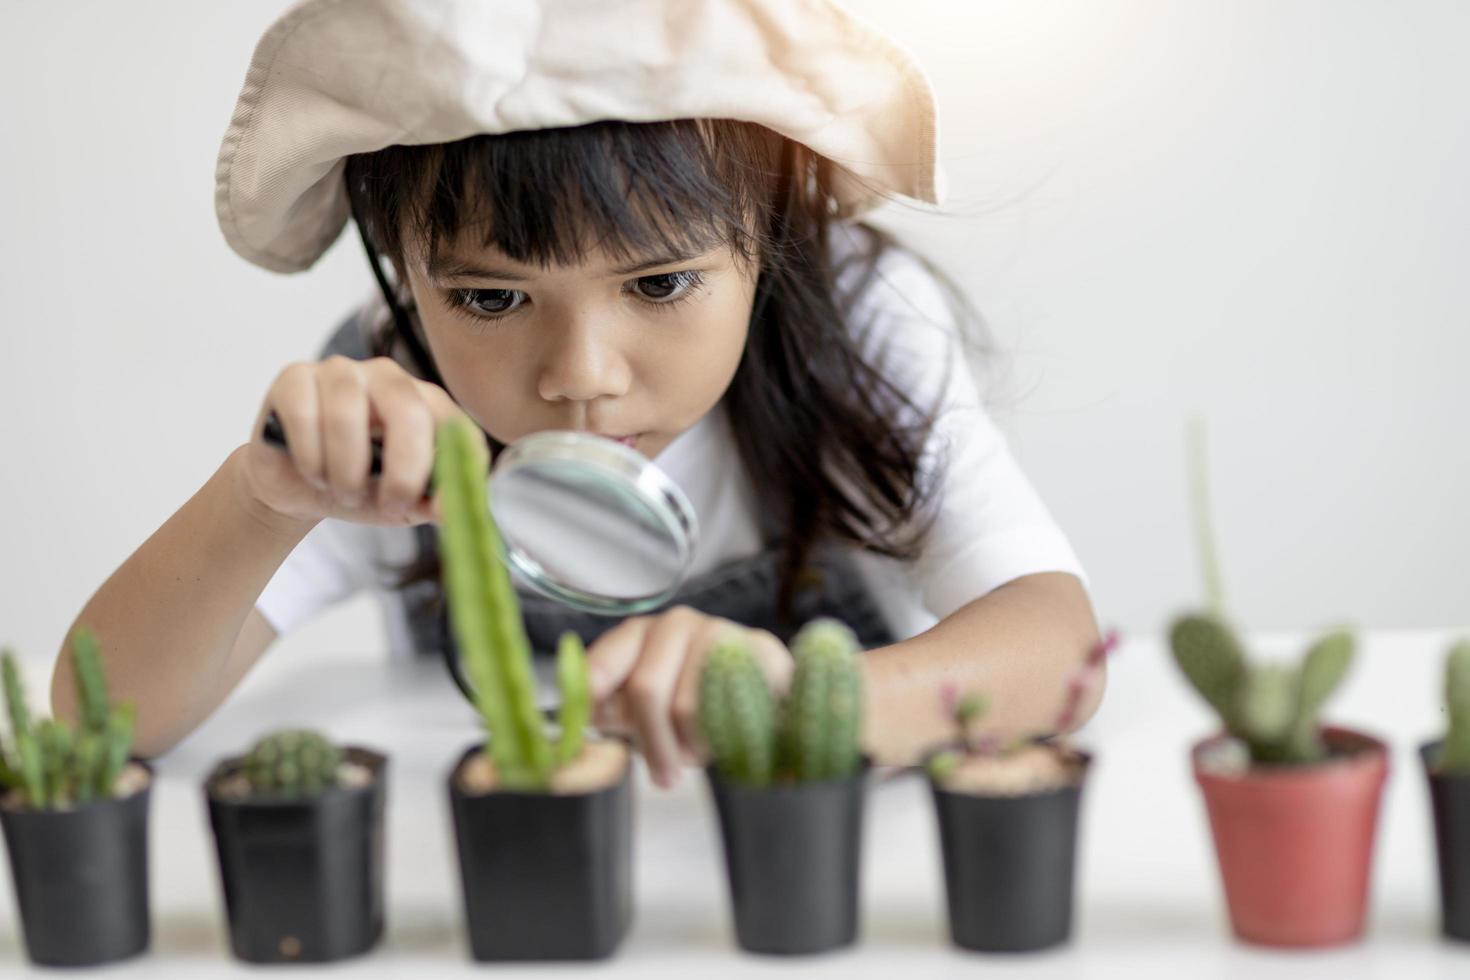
[
  {"left": 242, "top": 729, "right": 342, "bottom": 798},
  {"left": 0, "top": 628, "right": 135, "bottom": 810},
  {"left": 1436, "top": 640, "right": 1470, "bottom": 773},
  {"left": 1169, "top": 417, "right": 1355, "bottom": 766},
  {"left": 435, "top": 415, "right": 590, "bottom": 791},
  {"left": 699, "top": 618, "right": 862, "bottom": 787}
]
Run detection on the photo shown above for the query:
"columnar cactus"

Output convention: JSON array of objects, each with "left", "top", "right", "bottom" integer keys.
[
  {"left": 243, "top": 729, "right": 343, "bottom": 797},
  {"left": 699, "top": 619, "right": 863, "bottom": 787},
  {"left": 437, "top": 415, "right": 604, "bottom": 791},
  {"left": 1169, "top": 418, "right": 1355, "bottom": 766},
  {"left": 556, "top": 632, "right": 591, "bottom": 766},
  {"left": 699, "top": 633, "right": 776, "bottom": 785},
  {"left": 1437, "top": 640, "right": 1470, "bottom": 773},
  {"left": 777, "top": 619, "right": 862, "bottom": 782},
  {"left": 0, "top": 628, "right": 136, "bottom": 810}
]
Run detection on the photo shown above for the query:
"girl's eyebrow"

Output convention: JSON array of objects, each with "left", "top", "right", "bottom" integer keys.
[{"left": 426, "top": 249, "right": 706, "bottom": 283}]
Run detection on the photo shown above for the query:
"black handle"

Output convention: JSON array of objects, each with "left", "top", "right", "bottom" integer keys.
[{"left": 261, "top": 410, "right": 435, "bottom": 497}]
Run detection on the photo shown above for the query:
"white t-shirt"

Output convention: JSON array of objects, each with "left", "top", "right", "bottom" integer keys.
[{"left": 255, "top": 226, "right": 1090, "bottom": 653}]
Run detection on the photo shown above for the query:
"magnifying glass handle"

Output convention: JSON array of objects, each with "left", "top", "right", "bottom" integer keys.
[{"left": 260, "top": 410, "right": 435, "bottom": 497}]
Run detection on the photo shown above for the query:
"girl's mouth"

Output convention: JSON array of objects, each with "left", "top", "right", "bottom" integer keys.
[{"left": 592, "top": 432, "right": 641, "bottom": 448}]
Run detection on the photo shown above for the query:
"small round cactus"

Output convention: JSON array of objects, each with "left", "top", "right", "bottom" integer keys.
[{"left": 243, "top": 729, "right": 342, "bottom": 798}]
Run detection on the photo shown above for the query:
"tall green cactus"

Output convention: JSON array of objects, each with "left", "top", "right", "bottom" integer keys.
[
  {"left": 435, "top": 415, "right": 553, "bottom": 790},
  {"left": 1437, "top": 640, "right": 1470, "bottom": 773},
  {"left": 0, "top": 629, "right": 136, "bottom": 810},
  {"left": 1169, "top": 419, "right": 1355, "bottom": 766},
  {"left": 777, "top": 619, "right": 862, "bottom": 781},
  {"left": 699, "top": 632, "right": 776, "bottom": 786},
  {"left": 699, "top": 620, "right": 864, "bottom": 787}
]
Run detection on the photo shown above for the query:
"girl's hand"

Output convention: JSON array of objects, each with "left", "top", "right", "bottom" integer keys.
[
  {"left": 240, "top": 356, "right": 467, "bottom": 527},
  {"left": 586, "top": 606, "right": 793, "bottom": 789}
]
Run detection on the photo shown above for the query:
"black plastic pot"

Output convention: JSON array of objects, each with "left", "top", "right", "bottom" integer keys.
[
  {"left": 929, "top": 751, "right": 1090, "bottom": 953},
  {"left": 705, "top": 762, "right": 869, "bottom": 956},
  {"left": 448, "top": 743, "right": 634, "bottom": 961},
  {"left": 0, "top": 762, "right": 153, "bottom": 967},
  {"left": 1422, "top": 740, "right": 1470, "bottom": 941},
  {"left": 205, "top": 746, "right": 386, "bottom": 963}
]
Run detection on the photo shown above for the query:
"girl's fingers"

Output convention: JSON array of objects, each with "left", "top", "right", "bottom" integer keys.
[
  {"left": 364, "top": 360, "right": 435, "bottom": 514},
  {"left": 622, "top": 609, "right": 703, "bottom": 787},
  {"left": 264, "top": 363, "right": 326, "bottom": 488},
  {"left": 747, "top": 628, "right": 795, "bottom": 695},
  {"left": 316, "top": 356, "right": 372, "bottom": 505},
  {"left": 585, "top": 616, "right": 654, "bottom": 702}
]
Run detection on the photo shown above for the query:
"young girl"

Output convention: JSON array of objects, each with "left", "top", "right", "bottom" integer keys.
[{"left": 52, "top": 0, "right": 1102, "bottom": 786}]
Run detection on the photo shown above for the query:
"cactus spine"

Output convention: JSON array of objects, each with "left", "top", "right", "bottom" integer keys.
[
  {"left": 1168, "top": 419, "right": 1355, "bottom": 765},
  {"left": 778, "top": 619, "right": 862, "bottom": 781},
  {"left": 243, "top": 729, "right": 342, "bottom": 797},
  {"left": 1437, "top": 640, "right": 1470, "bottom": 773},
  {"left": 435, "top": 416, "right": 554, "bottom": 790},
  {"left": 0, "top": 628, "right": 136, "bottom": 810},
  {"left": 699, "top": 620, "right": 864, "bottom": 787}
]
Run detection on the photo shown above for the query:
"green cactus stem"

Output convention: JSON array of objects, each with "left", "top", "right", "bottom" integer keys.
[
  {"left": 71, "top": 627, "right": 110, "bottom": 732},
  {"left": 1438, "top": 640, "right": 1470, "bottom": 773},
  {"left": 435, "top": 415, "right": 553, "bottom": 791},
  {"left": 243, "top": 729, "right": 342, "bottom": 798},
  {"left": 0, "top": 634, "right": 136, "bottom": 810},
  {"left": 778, "top": 619, "right": 863, "bottom": 782},
  {"left": 699, "top": 632, "right": 775, "bottom": 786},
  {"left": 556, "top": 632, "right": 590, "bottom": 766}
]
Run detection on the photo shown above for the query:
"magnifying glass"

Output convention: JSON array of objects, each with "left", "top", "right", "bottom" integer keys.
[{"left": 260, "top": 411, "right": 699, "bottom": 616}]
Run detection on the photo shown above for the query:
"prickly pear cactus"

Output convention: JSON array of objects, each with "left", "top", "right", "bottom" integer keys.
[
  {"left": 1172, "top": 419, "right": 1355, "bottom": 766},
  {"left": 243, "top": 729, "right": 342, "bottom": 798},
  {"left": 1437, "top": 640, "right": 1470, "bottom": 773},
  {"left": 777, "top": 619, "right": 863, "bottom": 781},
  {"left": 699, "top": 632, "right": 775, "bottom": 786}
]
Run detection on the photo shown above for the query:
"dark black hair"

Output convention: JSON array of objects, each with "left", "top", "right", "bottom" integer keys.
[{"left": 344, "top": 118, "right": 964, "bottom": 623}]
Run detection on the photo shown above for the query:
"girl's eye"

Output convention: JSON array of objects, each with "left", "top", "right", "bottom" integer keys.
[
  {"left": 452, "top": 288, "right": 527, "bottom": 318},
  {"left": 630, "top": 270, "right": 704, "bottom": 304}
]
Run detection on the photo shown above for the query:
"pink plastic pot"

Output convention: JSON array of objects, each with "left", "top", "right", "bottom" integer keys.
[{"left": 1192, "top": 726, "right": 1388, "bottom": 948}]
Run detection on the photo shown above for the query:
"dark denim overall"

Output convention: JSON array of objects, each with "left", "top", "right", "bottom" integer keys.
[{"left": 317, "top": 313, "right": 894, "bottom": 696}]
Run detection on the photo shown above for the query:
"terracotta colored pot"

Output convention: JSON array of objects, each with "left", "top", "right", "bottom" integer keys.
[{"left": 1191, "top": 726, "right": 1388, "bottom": 948}]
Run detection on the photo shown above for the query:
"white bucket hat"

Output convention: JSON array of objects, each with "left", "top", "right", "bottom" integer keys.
[{"left": 215, "top": 0, "right": 943, "bottom": 274}]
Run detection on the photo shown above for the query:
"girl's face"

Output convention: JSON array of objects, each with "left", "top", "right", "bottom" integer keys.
[{"left": 403, "top": 235, "right": 759, "bottom": 459}]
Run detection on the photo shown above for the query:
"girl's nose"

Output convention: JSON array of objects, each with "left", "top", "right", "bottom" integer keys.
[{"left": 535, "top": 320, "right": 632, "bottom": 404}]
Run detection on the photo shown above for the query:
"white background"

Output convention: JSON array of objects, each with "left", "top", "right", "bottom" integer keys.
[{"left": 2, "top": 0, "right": 1468, "bottom": 672}]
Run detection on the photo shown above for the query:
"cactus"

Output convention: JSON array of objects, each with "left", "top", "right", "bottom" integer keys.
[
  {"left": 1169, "top": 419, "right": 1355, "bottom": 766},
  {"left": 777, "top": 619, "right": 862, "bottom": 782},
  {"left": 435, "top": 415, "right": 554, "bottom": 790},
  {"left": 242, "top": 729, "right": 342, "bottom": 797},
  {"left": 1437, "top": 640, "right": 1470, "bottom": 773},
  {"left": 556, "top": 632, "right": 590, "bottom": 766},
  {"left": 0, "top": 630, "right": 136, "bottom": 810},
  {"left": 699, "top": 619, "right": 864, "bottom": 787},
  {"left": 699, "top": 632, "right": 776, "bottom": 786}
]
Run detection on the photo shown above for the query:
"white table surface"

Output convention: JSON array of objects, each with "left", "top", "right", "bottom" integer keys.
[{"left": 3, "top": 629, "right": 1470, "bottom": 978}]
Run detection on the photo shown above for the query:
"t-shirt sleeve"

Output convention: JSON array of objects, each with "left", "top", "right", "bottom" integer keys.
[
  {"left": 841, "top": 237, "right": 1090, "bottom": 622},
  {"left": 254, "top": 518, "right": 381, "bottom": 636}
]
